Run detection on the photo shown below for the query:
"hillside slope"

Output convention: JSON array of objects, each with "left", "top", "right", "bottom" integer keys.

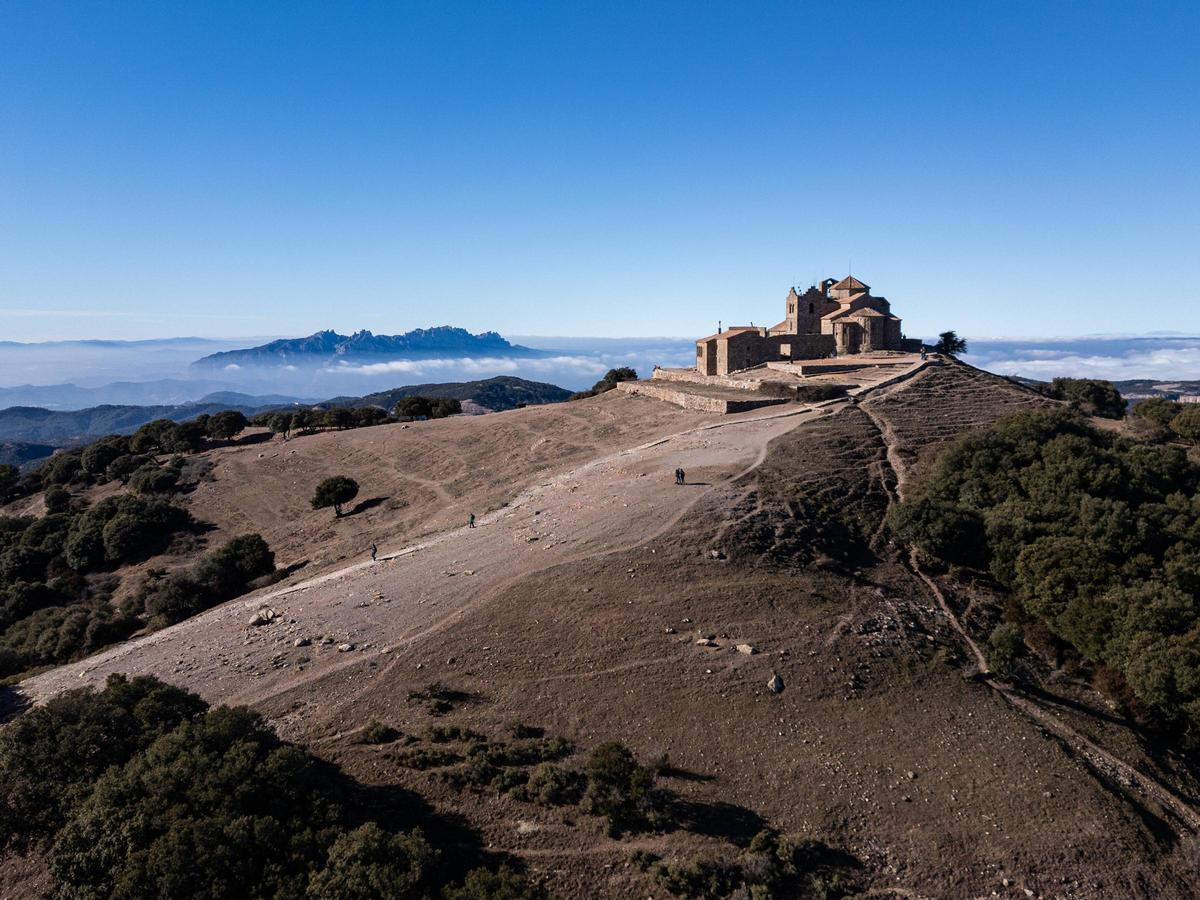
[{"left": 16, "top": 360, "right": 1200, "bottom": 898}]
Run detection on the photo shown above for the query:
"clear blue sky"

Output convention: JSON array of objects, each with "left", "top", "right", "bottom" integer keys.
[{"left": 1, "top": 1, "right": 1197, "bottom": 342}]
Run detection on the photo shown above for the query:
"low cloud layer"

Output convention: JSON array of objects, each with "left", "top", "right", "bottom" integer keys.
[{"left": 965, "top": 336, "right": 1200, "bottom": 382}]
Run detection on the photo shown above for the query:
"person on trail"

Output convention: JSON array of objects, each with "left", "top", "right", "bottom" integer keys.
[
  {"left": 677, "top": 468, "right": 687, "bottom": 485},
  {"left": 370, "top": 543, "right": 377, "bottom": 561},
  {"left": 920, "top": 346, "right": 927, "bottom": 360},
  {"left": 469, "top": 513, "right": 476, "bottom": 528},
  {"left": 674, "top": 468, "right": 681, "bottom": 485}
]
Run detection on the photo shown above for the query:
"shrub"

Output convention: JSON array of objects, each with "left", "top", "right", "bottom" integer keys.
[
  {"left": 43, "top": 484, "right": 71, "bottom": 515},
  {"left": 0, "top": 674, "right": 206, "bottom": 849},
  {"left": 140, "top": 533, "right": 274, "bottom": 629},
  {"left": 206, "top": 409, "right": 248, "bottom": 441},
  {"left": 1171, "top": 407, "right": 1200, "bottom": 443},
  {"left": 889, "top": 408, "right": 1200, "bottom": 745},
  {"left": 306, "top": 823, "right": 438, "bottom": 899},
  {"left": 0, "top": 675, "right": 533, "bottom": 898},
  {"left": 80, "top": 437, "right": 128, "bottom": 478},
  {"left": 988, "top": 623, "right": 1024, "bottom": 679},
  {"left": 39, "top": 450, "right": 83, "bottom": 486},
  {"left": 0, "top": 465, "right": 19, "bottom": 502},
  {"left": 1046, "top": 378, "right": 1125, "bottom": 419},
  {"left": 1133, "top": 397, "right": 1182, "bottom": 428},
  {"left": 518, "top": 763, "right": 585, "bottom": 806},
  {"left": 391, "top": 748, "right": 461, "bottom": 770},
  {"left": 442, "top": 865, "right": 547, "bottom": 900},
  {"left": 312, "top": 476, "right": 360, "bottom": 517},
  {"left": 105, "top": 453, "right": 147, "bottom": 484},
  {"left": 580, "top": 742, "right": 667, "bottom": 836},
  {"left": 357, "top": 721, "right": 401, "bottom": 745},
  {"left": 129, "top": 462, "right": 180, "bottom": 494},
  {"left": 570, "top": 367, "right": 638, "bottom": 400},
  {"left": 393, "top": 396, "right": 433, "bottom": 419}
]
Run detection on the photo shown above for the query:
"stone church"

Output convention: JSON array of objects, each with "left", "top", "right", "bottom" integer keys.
[{"left": 695, "top": 275, "right": 917, "bottom": 376}]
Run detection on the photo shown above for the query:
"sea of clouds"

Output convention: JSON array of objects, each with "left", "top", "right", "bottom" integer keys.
[
  {"left": 963, "top": 335, "right": 1200, "bottom": 382},
  {"left": 0, "top": 334, "right": 1197, "bottom": 410}
]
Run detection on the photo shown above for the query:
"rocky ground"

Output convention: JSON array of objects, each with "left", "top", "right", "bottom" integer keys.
[{"left": 11, "top": 361, "right": 1200, "bottom": 898}]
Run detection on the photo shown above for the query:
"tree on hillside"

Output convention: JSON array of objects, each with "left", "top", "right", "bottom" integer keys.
[
  {"left": 206, "top": 410, "right": 248, "bottom": 441},
  {"left": 1046, "top": 378, "right": 1125, "bottom": 419},
  {"left": 934, "top": 331, "right": 967, "bottom": 356},
  {"left": 569, "top": 368, "right": 639, "bottom": 401},
  {"left": 312, "top": 476, "right": 359, "bottom": 517},
  {"left": 266, "top": 412, "right": 294, "bottom": 440},
  {"left": 0, "top": 465, "right": 18, "bottom": 502},
  {"left": 1133, "top": 397, "right": 1183, "bottom": 429},
  {"left": 1171, "top": 407, "right": 1200, "bottom": 444},
  {"left": 393, "top": 397, "right": 433, "bottom": 420},
  {"left": 429, "top": 398, "right": 461, "bottom": 418}
]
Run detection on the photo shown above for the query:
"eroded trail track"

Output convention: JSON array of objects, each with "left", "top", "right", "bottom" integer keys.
[{"left": 19, "top": 397, "right": 841, "bottom": 709}]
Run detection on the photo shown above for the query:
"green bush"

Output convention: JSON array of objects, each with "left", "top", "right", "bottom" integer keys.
[
  {"left": 1133, "top": 397, "right": 1182, "bottom": 428},
  {"left": 889, "top": 408, "right": 1200, "bottom": 744},
  {"left": 357, "top": 721, "right": 401, "bottom": 745},
  {"left": 206, "top": 410, "right": 249, "bottom": 441},
  {"left": 580, "top": 742, "right": 667, "bottom": 836},
  {"left": 0, "top": 675, "right": 537, "bottom": 898},
  {"left": 518, "top": 763, "right": 585, "bottom": 806},
  {"left": 1171, "top": 407, "right": 1200, "bottom": 443},
  {"left": 1046, "top": 377, "right": 1125, "bottom": 419},
  {"left": 129, "top": 462, "right": 181, "bottom": 494},
  {"left": 42, "top": 484, "right": 71, "bottom": 515},
  {"left": 140, "top": 533, "right": 275, "bottom": 629},
  {"left": 988, "top": 623, "right": 1024, "bottom": 679},
  {"left": 306, "top": 823, "right": 438, "bottom": 899}
]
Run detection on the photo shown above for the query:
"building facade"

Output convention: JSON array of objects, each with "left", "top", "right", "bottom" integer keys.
[{"left": 696, "top": 275, "right": 916, "bottom": 376}]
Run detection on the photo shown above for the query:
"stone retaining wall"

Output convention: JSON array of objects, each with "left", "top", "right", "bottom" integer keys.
[{"left": 615, "top": 381, "right": 787, "bottom": 414}]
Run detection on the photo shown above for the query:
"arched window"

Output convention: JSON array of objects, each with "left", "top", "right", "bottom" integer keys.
[{"left": 808, "top": 303, "right": 814, "bottom": 314}]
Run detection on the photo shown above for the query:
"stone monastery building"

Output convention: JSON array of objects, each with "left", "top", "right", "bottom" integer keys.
[{"left": 695, "top": 275, "right": 919, "bottom": 376}]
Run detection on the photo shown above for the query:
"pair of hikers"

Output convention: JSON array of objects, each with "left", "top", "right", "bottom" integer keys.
[
  {"left": 674, "top": 467, "right": 686, "bottom": 485},
  {"left": 370, "top": 512, "right": 476, "bottom": 560}
]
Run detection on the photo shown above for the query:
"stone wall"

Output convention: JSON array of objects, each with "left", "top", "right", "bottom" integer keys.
[{"left": 614, "top": 381, "right": 787, "bottom": 414}]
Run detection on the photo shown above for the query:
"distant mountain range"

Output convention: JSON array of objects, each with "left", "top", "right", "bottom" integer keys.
[
  {"left": 193, "top": 327, "right": 545, "bottom": 369},
  {"left": 0, "top": 376, "right": 571, "bottom": 446}
]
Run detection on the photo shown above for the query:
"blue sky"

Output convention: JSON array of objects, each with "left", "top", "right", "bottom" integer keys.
[{"left": 1, "top": 1, "right": 1197, "bottom": 342}]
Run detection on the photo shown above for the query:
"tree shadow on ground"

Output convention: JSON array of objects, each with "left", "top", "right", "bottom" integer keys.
[
  {"left": 670, "top": 799, "right": 768, "bottom": 847},
  {"left": 659, "top": 765, "right": 716, "bottom": 783},
  {"left": 0, "top": 686, "right": 31, "bottom": 725},
  {"left": 346, "top": 496, "right": 388, "bottom": 516}
]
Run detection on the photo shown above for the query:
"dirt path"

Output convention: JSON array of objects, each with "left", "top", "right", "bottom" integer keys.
[{"left": 18, "top": 395, "right": 845, "bottom": 710}]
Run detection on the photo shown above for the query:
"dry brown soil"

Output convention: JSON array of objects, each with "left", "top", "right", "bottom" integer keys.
[{"left": 14, "top": 362, "right": 1200, "bottom": 899}]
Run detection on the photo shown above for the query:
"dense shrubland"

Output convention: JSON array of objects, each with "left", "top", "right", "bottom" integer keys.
[
  {"left": 0, "top": 476, "right": 273, "bottom": 676},
  {"left": 889, "top": 407, "right": 1200, "bottom": 746},
  {"left": 0, "top": 408, "right": 286, "bottom": 678},
  {"left": 1132, "top": 397, "right": 1200, "bottom": 442},
  {"left": 0, "top": 675, "right": 544, "bottom": 899}
]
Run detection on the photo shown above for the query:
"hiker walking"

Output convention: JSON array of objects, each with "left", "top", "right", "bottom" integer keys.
[
  {"left": 468, "top": 513, "right": 476, "bottom": 529},
  {"left": 370, "top": 543, "right": 377, "bottom": 561},
  {"left": 675, "top": 468, "right": 686, "bottom": 485}
]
